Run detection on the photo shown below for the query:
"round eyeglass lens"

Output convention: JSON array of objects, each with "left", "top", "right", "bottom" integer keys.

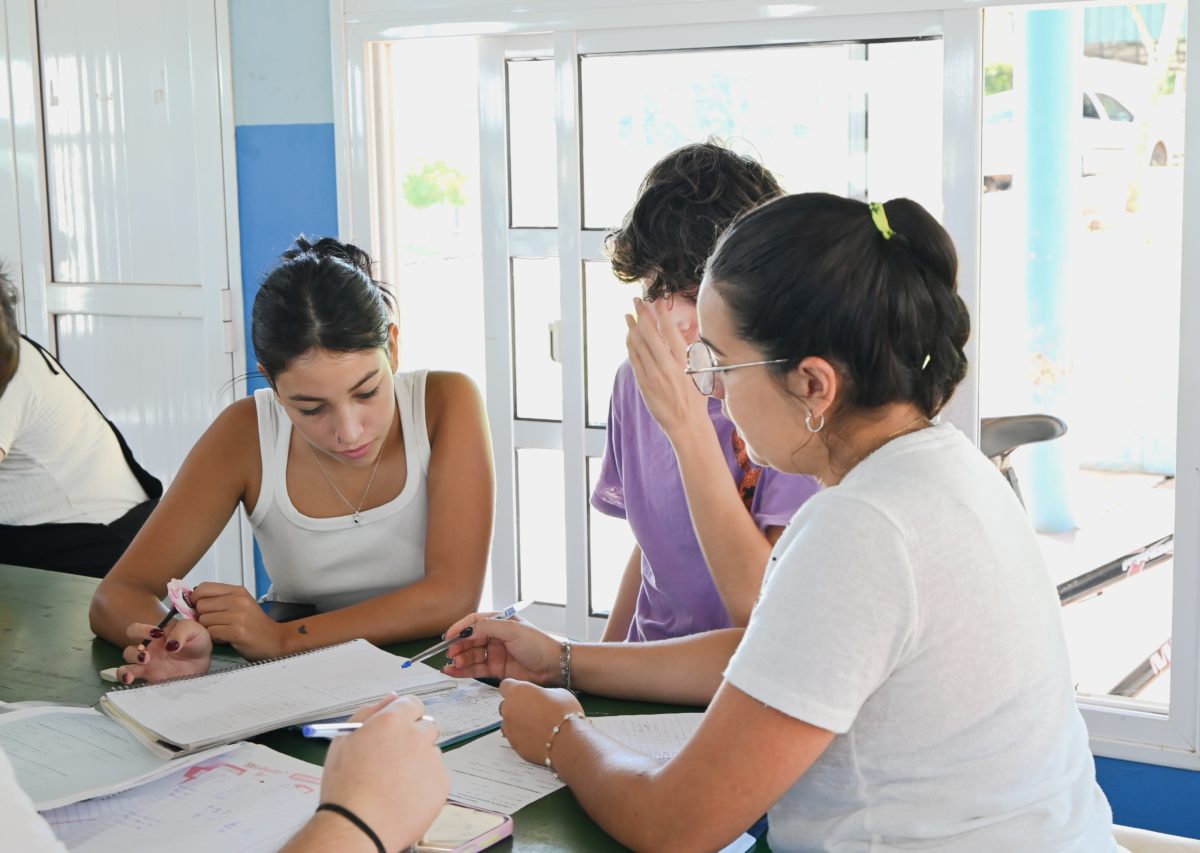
[{"left": 686, "top": 342, "right": 716, "bottom": 396}]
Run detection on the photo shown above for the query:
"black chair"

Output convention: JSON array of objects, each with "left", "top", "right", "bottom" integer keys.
[{"left": 979, "top": 413, "right": 1068, "bottom": 508}]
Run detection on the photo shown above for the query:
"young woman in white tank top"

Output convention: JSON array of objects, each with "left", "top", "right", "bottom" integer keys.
[{"left": 88, "top": 237, "right": 495, "bottom": 684}]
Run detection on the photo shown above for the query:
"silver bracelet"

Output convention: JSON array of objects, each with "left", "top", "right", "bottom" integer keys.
[
  {"left": 559, "top": 639, "right": 572, "bottom": 689},
  {"left": 544, "top": 711, "right": 587, "bottom": 780}
]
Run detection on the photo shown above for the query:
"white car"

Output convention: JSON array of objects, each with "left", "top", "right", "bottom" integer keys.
[{"left": 982, "top": 89, "right": 1177, "bottom": 191}]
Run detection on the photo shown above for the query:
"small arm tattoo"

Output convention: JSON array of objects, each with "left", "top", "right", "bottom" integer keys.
[{"left": 297, "top": 624, "right": 308, "bottom": 634}]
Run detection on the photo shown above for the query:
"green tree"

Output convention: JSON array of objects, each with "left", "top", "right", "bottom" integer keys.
[
  {"left": 985, "top": 63, "right": 1013, "bottom": 95},
  {"left": 402, "top": 160, "right": 467, "bottom": 209}
]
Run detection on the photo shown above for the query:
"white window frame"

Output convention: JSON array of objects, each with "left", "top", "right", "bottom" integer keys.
[{"left": 332, "top": 0, "right": 1200, "bottom": 770}]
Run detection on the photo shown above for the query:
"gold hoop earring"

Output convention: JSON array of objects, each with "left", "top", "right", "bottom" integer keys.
[{"left": 805, "top": 412, "right": 825, "bottom": 434}]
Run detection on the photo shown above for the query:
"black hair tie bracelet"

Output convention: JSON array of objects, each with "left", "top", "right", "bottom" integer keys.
[{"left": 317, "top": 802, "right": 386, "bottom": 853}]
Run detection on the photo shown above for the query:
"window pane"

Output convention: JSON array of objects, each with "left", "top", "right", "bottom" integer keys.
[
  {"left": 580, "top": 39, "right": 943, "bottom": 228},
  {"left": 589, "top": 457, "right": 637, "bottom": 615},
  {"left": 862, "top": 40, "right": 944, "bottom": 219},
  {"left": 512, "top": 258, "right": 563, "bottom": 421},
  {"left": 507, "top": 58, "right": 557, "bottom": 227},
  {"left": 376, "top": 38, "right": 486, "bottom": 390},
  {"left": 980, "top": 4, "right": 1185, "bottom": 707},
  {"left": 584, "top": 261, "right": 636, "bottom": 427},
  {"left": 516, "top": 449, "right": 566, "bottom": 604}
]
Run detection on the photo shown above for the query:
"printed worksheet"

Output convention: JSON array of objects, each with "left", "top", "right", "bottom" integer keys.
[
  {"left": 444, "top": 730, "right": 565, "bottom": 812},
  {"left": 44, "top": 743, "right": 322, "bottom": 852},
  {"left": 443, "top": 712, "right": 704, "bottom": 813},
  {"left": 590, "top": 713, "right": 703, "bottom": 761},
  {"left": 422, "top": 680, "right": 503, "bottom": 746},
  {"left": 444, "top": 714, "right": 754, "bottom": 852},
  {"left": 0, "top": 706, "right": 233, "bottom": 810}
]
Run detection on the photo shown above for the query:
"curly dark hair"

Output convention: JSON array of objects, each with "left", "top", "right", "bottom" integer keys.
[{"left": 605, "top": 142, "right": 782, "bottom": 301}]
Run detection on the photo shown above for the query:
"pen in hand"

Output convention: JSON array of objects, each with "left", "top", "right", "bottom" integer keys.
[
  {"left": 302, "top": 713, "right": 439, "bottom": 740},
  {"left": 400, "top": 626, "right": 474, "bottom": 669},
  {"left": 400, "top": 601, "right": 532, "bottom": 669},
  {"left": 302, "top": 721, "right": 364, "bottom": 739}
]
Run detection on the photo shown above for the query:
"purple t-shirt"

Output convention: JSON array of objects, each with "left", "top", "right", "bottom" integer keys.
[{"left": 592, "top": 361, "right": 821, "bottom": 641}]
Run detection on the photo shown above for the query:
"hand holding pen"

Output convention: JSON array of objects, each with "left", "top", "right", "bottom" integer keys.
[
  {"left": 103, "top": 580, "right": 211, "bottom": 685},
  {"left": 400, "top": 600, "right": 532, "bottom": 669},
  {"left": 441, "top": 603, "right": 566, "bottom": 687},
  {"left": 304, "top": 602, "right": 534, "bottom": 741}
]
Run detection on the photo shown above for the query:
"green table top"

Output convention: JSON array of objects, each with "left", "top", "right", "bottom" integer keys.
[{"left": 0, "top": 564, "right": 768, "bottom": 852}]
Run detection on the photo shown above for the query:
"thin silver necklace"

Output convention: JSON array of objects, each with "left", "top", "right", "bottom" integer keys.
[{"left": 307, "top": 437, "right": 386, "bottom": 525}]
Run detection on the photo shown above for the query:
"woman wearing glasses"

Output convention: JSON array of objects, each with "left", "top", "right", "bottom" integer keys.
[
  {"left": 597, "top": 142, "right": 818, "bottom": 642},
  {"left": 442, "top": 194, "right": 1116, "bottom": 851}
]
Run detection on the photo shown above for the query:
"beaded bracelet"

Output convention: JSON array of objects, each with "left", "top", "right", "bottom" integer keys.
[
  {"left": 559, "top": 638, "right": 573, "bottom": 689},
  {"left": 544, "top": 711, "right": 587, "bottom": 780}
]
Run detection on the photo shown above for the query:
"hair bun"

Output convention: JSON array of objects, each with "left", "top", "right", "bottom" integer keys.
[{"left": 281, "top": 236, "right": 374, "bottom": 280}]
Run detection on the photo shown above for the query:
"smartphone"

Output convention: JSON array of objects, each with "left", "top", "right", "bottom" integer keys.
[
  {"left": 415, "top": 803, "right": 513, "bottom": 853},
  {"left": 259, "top": 600, "right": 317, "bottom": 622}
]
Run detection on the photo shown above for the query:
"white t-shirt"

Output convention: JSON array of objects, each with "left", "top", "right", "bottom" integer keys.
[
  {"left": 0, "top": 746, "right": 68, "bottom": 853},
  {"left": 0, "top": 338, "right": 148, "bottom": 525},
  {"left": 725, "top": 422, "right": 1116, "bottom": 852}
]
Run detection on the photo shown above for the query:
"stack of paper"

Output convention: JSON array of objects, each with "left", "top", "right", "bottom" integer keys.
[
  {"left": 0, "top": 706, "right": 234, "bottom": 810},
  {"left": 443, "top": 713, "right": 705, "bottom": 812},
  {"left": 100, "top": 639, "right": 454, "bottom": 757},
  {"left": 43, "top": 743, "right": 323, "bottom": 852}
]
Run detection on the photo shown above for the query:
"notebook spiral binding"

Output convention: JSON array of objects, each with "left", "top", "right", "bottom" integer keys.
[{"left": 109, "top": 639, "right": 362, "bottom": 692}]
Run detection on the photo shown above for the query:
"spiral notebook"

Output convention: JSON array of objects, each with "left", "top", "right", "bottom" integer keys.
[{"left": 98, "top": 639, "right": 454, "bottom": 758}]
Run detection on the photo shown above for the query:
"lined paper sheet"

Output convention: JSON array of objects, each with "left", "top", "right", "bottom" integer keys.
[
  {"left": 445, "top": 713, "right": 757, "bottom": 851},
  {"left": 590, "top": 713, "right": 703, "bottom": 761},
  {"left": 444, "top": 731, "right": 566, "bottom": 812},
  {"left": 44, "top": 743, "right": 322, "bottom": 852},
  {"left": 0, "top": 706, "right": 232, "bottom": 810},
  {"left": 422, "top": 680, "right": 503, "bottom": 746},
  {"left": 444, "top": 712, "right": 704, "bottom": 813}
]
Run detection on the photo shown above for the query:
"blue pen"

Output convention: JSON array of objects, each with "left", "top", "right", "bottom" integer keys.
[
  {"left": 400, "top": 601, "right": 532, "bottom": 668},
  {"left": 304, "top": 713, "right": 439, "bottom": 740},
  {"left": 302, "top": 722, "right": 363, "bottom": 739}
]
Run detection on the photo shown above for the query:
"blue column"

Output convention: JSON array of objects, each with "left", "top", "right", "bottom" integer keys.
[
  {"left": 1021, "top": 9, "right": 1081, "bottom": 533},
  {"left": 230, "top": 0, "right": 339, "bottom": 595}
]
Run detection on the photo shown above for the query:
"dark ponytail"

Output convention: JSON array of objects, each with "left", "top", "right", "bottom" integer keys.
[
  {"left": 252, "top": 237, "right": 396, "bottom": 381},
  {"left": 707, "top": 193, "right": 970, "bottom": 419}
]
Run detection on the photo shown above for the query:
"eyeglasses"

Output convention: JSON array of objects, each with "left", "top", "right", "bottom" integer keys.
[{"left": 684, "top": 341, "right": 787, "bottom": 396}]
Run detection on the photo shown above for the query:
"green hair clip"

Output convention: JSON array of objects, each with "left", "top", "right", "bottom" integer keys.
[{"left": 869, "top": 201, "right": 895, "bottom": 240}]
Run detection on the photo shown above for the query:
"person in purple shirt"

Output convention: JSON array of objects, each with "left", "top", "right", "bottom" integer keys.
[{"left": 593, "top": 142, "right": 820, "bottom": 641}]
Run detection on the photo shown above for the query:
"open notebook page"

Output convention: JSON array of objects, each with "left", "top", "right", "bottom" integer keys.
[{"left": 101, "top": 639, "right": 451, "bottom": 751}]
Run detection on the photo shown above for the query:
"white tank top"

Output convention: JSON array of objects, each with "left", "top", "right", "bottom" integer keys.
[{"left": 248, "top": 370, "right": 431, "bottom": 612}]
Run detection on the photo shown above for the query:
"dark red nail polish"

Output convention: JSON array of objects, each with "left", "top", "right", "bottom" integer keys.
[
  {"left": 137, "top": 651, "right": 146, "bottom": 662},
  {"left": 149, "top": 627, "right": 164, "bottom": 639},
  {"left": 165, "top": 640, "right": 180, "bottom": 652}
]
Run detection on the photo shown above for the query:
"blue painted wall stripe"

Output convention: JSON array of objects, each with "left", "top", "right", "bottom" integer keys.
[
  {"left": 1097, "top": 756, "right": 1200, "bottom": 838},
  {"left": 234, "top": 120, "right": 338, "bottom": 594}
]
